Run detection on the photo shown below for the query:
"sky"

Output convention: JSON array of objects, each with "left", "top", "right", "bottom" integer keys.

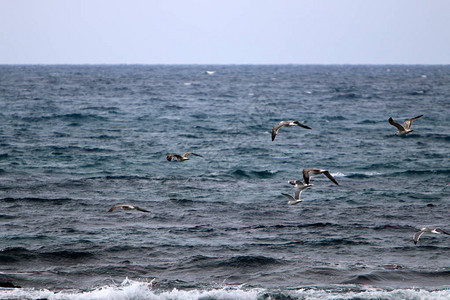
[{"left": 1, "top": 0, "right": 449, "bottom": 64}]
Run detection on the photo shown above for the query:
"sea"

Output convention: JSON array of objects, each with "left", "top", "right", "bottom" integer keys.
[{"left": 0, "top": 65, "right": 449, "bottom": 300}]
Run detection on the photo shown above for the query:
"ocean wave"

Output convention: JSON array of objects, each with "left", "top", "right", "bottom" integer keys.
[
  {"left": 218, "top": 255, "right": 283, "bottom": 268},
  {"left": 1, "top": 197, "right": 73, "bottom": 204},
  {"left": 48, "top": 145, "right": 115, "bottom": 153},
  {"left": 357, "top": 119, "right": 379, "bottom": 124},
  {"left": 1, "top": 279, "right": 449, "bottom": 300},
  {"left": 343, "top": 270, "right": 450, "bottom": 287},
  {"left": 0, "top": 214, "right": 16, "bottom": 220},
  {"left": 427, "top": 134, "right": 450, "bottom": 142},
  {"left": 344, "top": 169, "right": 449, "bottom": 180},
  {"left": 313, "top": 238, "right": 370, "bottom": 246},
  {"left": 346, "top": 171, "right": 382, "bottom": 179},
  {"left": 0, "top": 247, "right": 95, "bottom": 264},
  {"left": 251, "top": 222, "right": 340, "bottom": 230},
  {"left": 176, "top": 255, "right": 284, "bottom": 271},
  {"left": 86, "top": 175, "right": 152, "bottom": 181},
  {"left": 330, "top": 172, "right": 346, "bottom": 178},
  {"left": 21, "top": 113, "right": 107, "bottom": 123},
  {"left": 230, "top": 169, "right": 278, "bottom": 179},
  {"left": 391, "top": 169, "right": 450, "bottom": 176}
]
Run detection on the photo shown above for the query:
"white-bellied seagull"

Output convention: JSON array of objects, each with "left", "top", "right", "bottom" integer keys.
[
  {"left": 281, "top": 186, "right": 310, "bottom": 205},
  {"left": 166, "top": 152, "right": 203, "bottom": 162},
  {"left": 271, "top": 120, "right": 311, "bottom": 141},
  {"left": 388, "top": 115, "right": 423, "bottom": 135},
  {"left": 108, "top": 204, "right": 151, "bottom": 213},
  {"left": 413, "top": 227, "right": 450, "bottom": 244}
]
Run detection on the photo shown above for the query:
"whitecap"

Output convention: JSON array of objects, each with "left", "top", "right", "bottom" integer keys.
[{"left": 1, "top": 281, "right": 450, "bottom": 300}]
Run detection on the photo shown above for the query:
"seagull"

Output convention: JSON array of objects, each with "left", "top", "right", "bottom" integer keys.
[
  {"left": 108, "top": 204, "right": 151, "bottom": 213},
  {"left": 271, "top": 120, "right": 311, "bottom": 141},
  {"left": 388, "top": 115, "right": 423, "bottom": 135},
  {"left": 166, "top": 152, "right": 203, "bottom": 162},
  {"left": 288, "top": 179, "right": 309, "bottom": 188},
  {"left": 281, "top": 186, "right": 310, "bottom": 205},
  {"left": 302, "top": 168, "right": 339, "bottom": 186},
  {"left": 413, "top": 227, "right": 450, "bottom": 244}
]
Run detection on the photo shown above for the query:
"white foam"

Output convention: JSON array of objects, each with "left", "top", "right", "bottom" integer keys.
[
  {"left": 1, "top": 280, "right": 449, "bottom": 300},
  {"left": 330, "top": 172, "right": 346, "bottom": 177}
]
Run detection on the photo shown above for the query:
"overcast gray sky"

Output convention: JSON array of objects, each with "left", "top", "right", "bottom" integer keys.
[{"left": 1, "top": 0, "right": 449, "bottom": 64}]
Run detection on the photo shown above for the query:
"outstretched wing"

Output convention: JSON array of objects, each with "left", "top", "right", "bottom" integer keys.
[
  {"left": 413, "top": 229, "right": 425, "bottom": 244},
  {"left": 389, "top": 117, "right": 405, "bottom": 131},
  {"left": 281, "top": 193, "right": 295, "bottom": 201},
  {"left": 108, "top": 205, "right": 121, "bottom": 212},
  {"left": 133, "top": 206, "right": 151, "bottom": 213},
  {"left": 294, "top": 188, "right": 307, "bottom": 200},
  {"left": 436, "top": 228, "right": 450, "bottom": 236},
  {"left": 183, "top": 152, "right": 203, "bottom": 158},
  {"left": 293, "top": 121, "right": 312, "bottom": 130},
  {"left": 272, "top": 122, "right": 287, "bottom": 141},
  {"left": 322, "top": 171, "right": 339, "bottom": 186},
  {"left": 403, "top": 115, "right": 423, "bottom": 130},
  {"left": 302, "top": 168, "right": 313, "bottom": 185}
]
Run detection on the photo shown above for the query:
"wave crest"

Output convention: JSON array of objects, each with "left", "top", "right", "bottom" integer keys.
[{"left": 1, "top": 279, "right": 450, "bottom": 300}]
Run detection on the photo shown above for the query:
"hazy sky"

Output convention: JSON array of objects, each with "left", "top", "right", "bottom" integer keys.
[{"left": 1, "top": 0, "right": 449, "bottom": 64}]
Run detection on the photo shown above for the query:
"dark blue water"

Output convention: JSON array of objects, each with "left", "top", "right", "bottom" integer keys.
[{"left": 0, "top": 65, "right": 449, "bottom": 299}]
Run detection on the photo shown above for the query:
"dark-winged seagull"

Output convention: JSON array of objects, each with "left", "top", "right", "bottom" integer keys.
[
  {"left": 302, "top": 168, "right": 339, "bottom": 186},
  {"left": 388, "top": 115, "right": 423, "bottom": 135},
  {"left": 413, "top": 227, "right": 450, "bottom": 244},
  {"left": 166, "top": 152, "right": 203, "bottom": 162},
  {"left": 281, "top": 186, "right": 310, "bottom": 205},
  {"left": 108, "top": 204, "right": 151, "bottom": 213},
  {"left": 271, "top": 120, "right": 311, "bottom": 141}
]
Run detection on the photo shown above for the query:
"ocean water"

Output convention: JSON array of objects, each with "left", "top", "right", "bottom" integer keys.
[{"left": 0, "top": 65, "right": 449, "bottom": 299}]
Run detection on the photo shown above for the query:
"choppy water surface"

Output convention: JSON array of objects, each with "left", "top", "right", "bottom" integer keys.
[{"left": 0, "top": 65, "right": 449, "bottom": 299}]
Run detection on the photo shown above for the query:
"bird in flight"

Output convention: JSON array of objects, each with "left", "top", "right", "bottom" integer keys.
[
  {"left": 413, "top": 227, "right": 450, "bottom": 244},
  {"left": 297, "top": 168, "right": 340, "bottom": 187},
  {"left": 388, "top": 115, "right": 423, "bottom": 135},
  {"left": 271, "top": 120, "right": 311, "bottom": 141},
  {"left": 108, "top": 204, "right": 151, "bottom": 213},
  {"left": 166, "top": 152, "right": 203, "bottom": 162},
  {"left": 281, "top": 185, "right": 310, "bottom": 205}
]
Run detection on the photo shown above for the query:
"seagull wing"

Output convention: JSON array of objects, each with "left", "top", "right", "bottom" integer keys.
[
  {"left": 436, "top": 228, "right": 450, "bottom": 235},
  {"left": 133, "top": 206, "right": 151, "bottom": 213},
  {"left": 389, "top": 117, "right": 405, "bottom": 131},
  {"left": 413, "top": 229, "right": 425, "bottom": 244},
  {"left": 294, "top": 188, "right": 307, "bottom": 200},
  {"left": 272, "top": 122, "right": 287, "bottom": 141},
  {"left": 184, "top": 152, "right": 203, "bottom": 158},
  {"left": 322, "top": 171, "right": 339, "bottom": 186},
  {"left": 108, "top": 205, "right": 122, "bottom": 212},
  {"left": 281, "top": 193, "right": 295, "bottom": 201},
  {"left": 293, "top": 121, "right": 312, "bottom": 130},
  {"left": 403, "top": 115, "right": 423, "bottom": 130},
  {"left": 302, "top": 168, "right": 313, "bottom": 185}
]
